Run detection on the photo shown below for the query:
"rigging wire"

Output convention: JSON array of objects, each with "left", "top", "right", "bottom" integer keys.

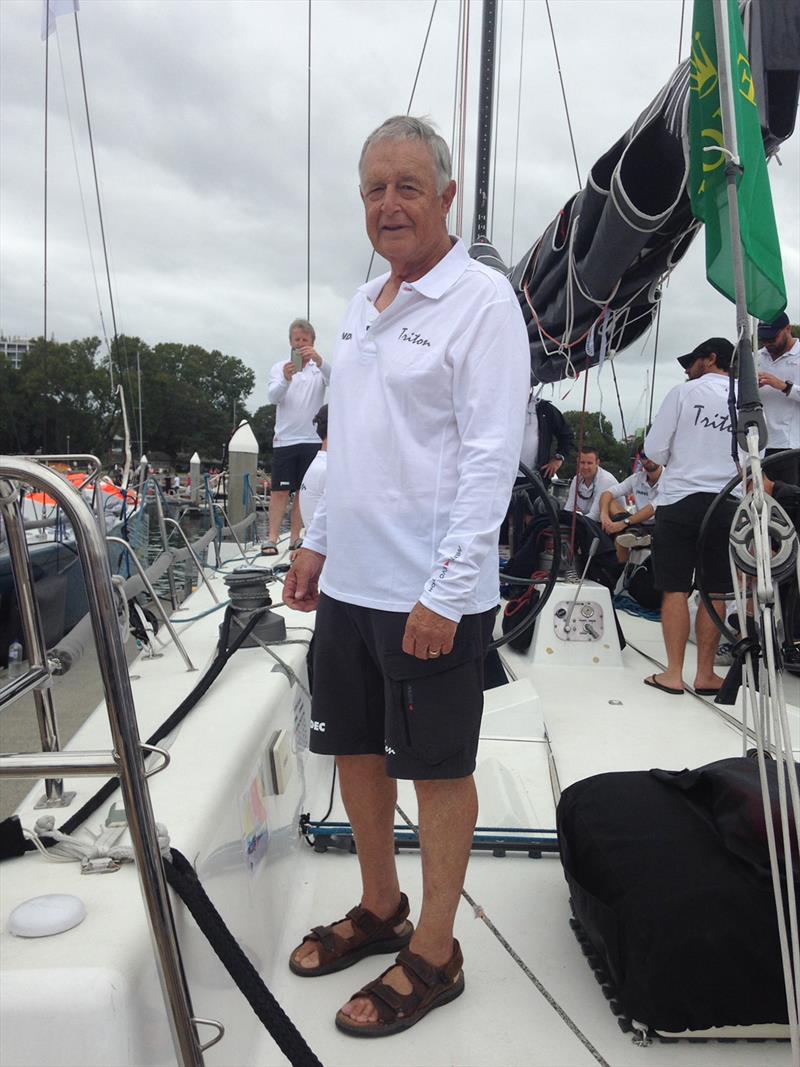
[
  {"left": 306, "top": 0, "right": 311, "bottom": 320},
  {"left": 509, "top": 0, "right": 526, "bottom": 265},
  {"left": 73, "top": 9, "right": 121, "bottom": 392},
  {"left": 43, "top": 6, "right": 50, "bottom": 352},
  {"left": 488, "top": 0, "right": 503, "bottom": 240},
  {"left": 448, "top": 0, "right": 464, "bottom": 236},
  {"left": 677, "top": 0, "right": 687, "bottom": 62},
  {"left": 455, "top": 0, "right": 471, "bottom": 238},
  {"left": 544, "top": 0, "right": 581, "bottom": 188},
  {"left": 646, "top": 301, "right": 662, "bottom": 429},
  {"left": 55, "top": 30, "right": 111, "bottom": 359},
  {"left": 364, "top": 0, "right": 439, "bottom": 283},
  {"left": 610, "top": 362, "right": 628, "bottom": 442}
]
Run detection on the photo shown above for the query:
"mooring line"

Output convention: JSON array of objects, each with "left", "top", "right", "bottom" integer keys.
[{"left": 394, "top": 803, "right": 610, "bottom": 1067}]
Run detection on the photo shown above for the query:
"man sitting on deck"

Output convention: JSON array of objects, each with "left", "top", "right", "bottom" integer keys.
[
  {"left": 598, "top": 456, "right": 662, "bottom": 564},
  {"left": 643, "top": 337, "right": 739, "bottom": 697}
]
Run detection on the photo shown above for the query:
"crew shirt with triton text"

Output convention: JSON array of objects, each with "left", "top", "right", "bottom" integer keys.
[
  {"left": 303, "top": 238, "right": 530, "bottom": 623},
  {"left": 267, "top": 359, "right": 331, "bottom": 447},
  {"left": 758, "top": 338, "right": 800, "bottom": 450},
  {"left": 644, "top": 372, "right": 742, "bottom": 506}
]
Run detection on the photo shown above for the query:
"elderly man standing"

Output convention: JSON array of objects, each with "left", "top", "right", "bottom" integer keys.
[
  {"left": 284, "top": 116, "right": 529, "bottom": 1037},
  {"left": 262, "top": 318, "right": 330, "bottom": 555}
]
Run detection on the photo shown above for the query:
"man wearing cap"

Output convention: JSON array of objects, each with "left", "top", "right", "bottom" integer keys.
[
  {"left": 642, "top": 338, "right": 739, "bottom": 696},
  {"left": 757, "top": 312, "right": 799, "bottom": 485}
]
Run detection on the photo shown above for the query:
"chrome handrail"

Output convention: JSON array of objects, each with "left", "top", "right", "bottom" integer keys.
[
  {"left": 0, "top": 456, "right": 204, "bottom": 1066},
  {"left": 152, "top": 480, "right": 180, "bottom": 610}
]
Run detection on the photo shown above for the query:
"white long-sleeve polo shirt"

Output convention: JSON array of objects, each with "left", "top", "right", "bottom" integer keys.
[
  {"left": 564, "top": 468, "right": 620, "bottom": 522},
  {"left": 303, "top": 238, "right": 530, "bottom": 623},
  {"left": 644, "top": 373, "right": 742, "bottom": 505},
  {"left": 267, "top": 359, "right": 331, "bottom": 447},
  {"left": 758, "top": 339, "right": 800, "bottom": 449}
]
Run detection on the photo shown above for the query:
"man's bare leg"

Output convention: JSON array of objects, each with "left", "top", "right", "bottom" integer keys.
[
  {"left": 289, "top": 495, "right": 304, "bottom": 543},
  {"left": 293, "top": 754, "right": 403, "bottom": 970},
  {"left": 694, "top": 597, "right": 727, "bottom": 690},
  {"left": 651, "top": 590, "right": 689, "bottom": 691},
  {"left": 340, "top": 774, "right": 477, "bottom": 1024},
  {"left": 268, "top": 490, "right": 290, "bottom": 544}
]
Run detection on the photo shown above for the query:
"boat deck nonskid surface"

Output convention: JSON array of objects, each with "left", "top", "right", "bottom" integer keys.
[{"left": 0, "top": 550, "right": 794, "bottom": 1066}]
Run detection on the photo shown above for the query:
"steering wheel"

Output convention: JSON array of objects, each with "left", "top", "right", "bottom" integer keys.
[
  {"left": 490, "top": 462, "right": 562, "bottom": 651},
  {"left": 696, "top": 448, "right": 799, "bottom": 645}
]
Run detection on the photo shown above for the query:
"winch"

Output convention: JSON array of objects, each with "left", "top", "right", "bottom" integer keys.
[{"left": 222, "top": 569, "right": 287, "bottom": 647}]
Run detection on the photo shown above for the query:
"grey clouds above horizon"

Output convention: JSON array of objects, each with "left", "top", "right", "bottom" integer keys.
[{"left": 1, "top": 0, "right": 797, "bottom": 440}]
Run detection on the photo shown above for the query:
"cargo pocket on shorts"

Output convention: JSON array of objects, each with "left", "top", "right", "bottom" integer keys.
[{"left": 383, "top": 642, "right": 484, "bottom": 768}]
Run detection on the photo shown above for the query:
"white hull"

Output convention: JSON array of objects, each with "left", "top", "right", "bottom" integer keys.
[{"left": 1, "top": 541, "right": 797, "bottom": 1065}]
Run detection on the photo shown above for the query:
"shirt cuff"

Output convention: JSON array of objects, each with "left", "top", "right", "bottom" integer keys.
[{"left": 418, "top": 590, "right": 464, "bottom": 625}]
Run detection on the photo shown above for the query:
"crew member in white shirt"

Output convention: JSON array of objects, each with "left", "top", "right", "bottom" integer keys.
[
  {"left": 284, "top": 116, "right": 529, "bottom": 1035},
  {"left": 598, "top": 456, "right": 662, "bottom": 562},
  {"left": 563, "top": 447, "right": 620, "bottom": 523},
  {"left": 262, "top": 318, "right": 331, "bottom": 555},
  {"left": 297, "top": 404, "right": 328, "bottom": 533},
  {"left": 757, "top": 311, "right": 799, "bottom": 485},
  {"left": 644, "top": 337, "right": 739, "bottom": 697}
]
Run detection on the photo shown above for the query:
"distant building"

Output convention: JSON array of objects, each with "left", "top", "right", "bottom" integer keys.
[{"left": 0, "top": 336, "right": 32, "bottom": 370}]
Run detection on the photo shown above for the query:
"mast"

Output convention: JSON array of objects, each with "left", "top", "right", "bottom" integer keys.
[
  {"left": 711, "top": 0, "right": 766, "bottom": 452},
  {"left": 471, "top": 0, "right": 498, "bottom": 244}
]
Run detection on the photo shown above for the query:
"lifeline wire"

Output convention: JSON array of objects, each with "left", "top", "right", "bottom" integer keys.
[
  {"left": 364, "top": 0, "right": 439, "bottom": 283},
  {"left": 544, "top": 0, "right": 581, "bottom": 187},
  {"left": 393, "top": 803, "right": 610, "bottom": 1067}
]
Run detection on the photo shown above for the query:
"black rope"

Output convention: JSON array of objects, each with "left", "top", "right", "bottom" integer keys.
[{"left": 164, "top": 848, "right": 323, "bottom": 1067}]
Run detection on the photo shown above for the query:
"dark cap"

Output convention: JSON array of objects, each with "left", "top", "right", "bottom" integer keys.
[
  {"left": 757, "top": 311, "right": 790, "bottom": 340},
  {"left": 677, "top": 337, "right": 734, "bottom": 371}
]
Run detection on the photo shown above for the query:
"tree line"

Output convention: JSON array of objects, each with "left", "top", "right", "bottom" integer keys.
[
  {"left": 0, "top": 333, "right": 652, "bottom": 477},
  {"left": 0, "top": 335, "right": 256, "bottom": 465}
]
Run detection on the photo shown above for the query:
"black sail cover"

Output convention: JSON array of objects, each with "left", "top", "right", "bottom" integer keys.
[{"left": 470, "top": 0, "right": 800, "bottom": 385}]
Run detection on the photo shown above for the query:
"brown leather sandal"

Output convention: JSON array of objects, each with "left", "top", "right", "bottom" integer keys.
[
  {"left": 334, "top": 939, "right": 465, "bottom": 1037},
  {"left": 288, "top": 893, "right": 413, "bottom": 977}
]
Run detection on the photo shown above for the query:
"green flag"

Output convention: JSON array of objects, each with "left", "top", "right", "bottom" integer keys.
[{"left": 689, "top": 0, "right": 786, "bottom": 321}]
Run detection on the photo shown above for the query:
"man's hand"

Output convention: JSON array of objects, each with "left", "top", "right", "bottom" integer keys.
[
  {"left": 300, "top": 346, "right": 323, "bottom": 369},
  {"left": 758, "top": 371, "right": 784, "bottom": 391},
  {"left": 283, "top": 548, "right": 326, "bottom": 612},
  {"left": 402, "top": 602, "right": 458, "bottom": 660},
  {"left": 283, "top": 361, "right": 298, "bottom": 382},
  {"left": 605, "top": 519, "right": 627, "bottom": 535},
  {"left": 540, "top": 457, "right": 563, "bottom": 480}
]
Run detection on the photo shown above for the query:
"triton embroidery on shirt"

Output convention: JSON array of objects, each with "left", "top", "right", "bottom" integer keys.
[
  {"left": 692, "top": 404, "right": 732, "bottom": 432},
  {"left": 399, "top": 327, "right": 431, "bottom": 347}
]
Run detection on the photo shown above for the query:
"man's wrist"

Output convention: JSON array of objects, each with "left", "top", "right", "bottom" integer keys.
[
  {"left": 783, "top": 380, "right": 793, "bottom": 395},
  {"left": 554, "top": 453, "right": 564, "bottom": 461}
]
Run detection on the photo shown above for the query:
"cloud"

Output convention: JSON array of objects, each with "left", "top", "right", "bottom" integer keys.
[{"left": 1, "top": 0, "right": 797, "bottom": 441}]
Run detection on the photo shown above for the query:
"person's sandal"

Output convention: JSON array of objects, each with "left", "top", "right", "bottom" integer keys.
[
  {"left": 260, "top": 539, "right": 279, "bottom": 556},
  {"left": 288, "top": 537, "right": 304, "bottom": 551},
  {"left": 335, "top": 939, "right": 464, "bottom": 1037},
  {"left": 288, "top": 893, "right": 413, "bottom": 977}
]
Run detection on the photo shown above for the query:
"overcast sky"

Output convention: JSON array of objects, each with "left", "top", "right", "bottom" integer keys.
[{"left": 1, "top": 0, "right": 798, "bottom": 440}]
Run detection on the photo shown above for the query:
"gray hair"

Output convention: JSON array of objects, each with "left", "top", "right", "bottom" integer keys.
[
  {"left": 288, "top": 318, "right": 315, "bottom": 342},
  {"left": 359, "top": 116, "right": 452, "bottom": 195}
]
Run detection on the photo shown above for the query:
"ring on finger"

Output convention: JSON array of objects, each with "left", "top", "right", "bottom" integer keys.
[{"left": 428, "top": 649, "right": 442, "bottom": 658}]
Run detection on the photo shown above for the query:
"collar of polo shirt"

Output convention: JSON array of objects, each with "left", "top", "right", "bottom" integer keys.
[{"left": 359, "top": 238, "right": 466, "bottom": 303}]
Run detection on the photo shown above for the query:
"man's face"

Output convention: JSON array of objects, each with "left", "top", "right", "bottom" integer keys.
[
  {"left": 760, "top": 325, "right": 793, "bottom": 359},
  {"left": 360, "top": 139, "right": 456, "bottom": 275},
  {"left": 290, "top": 327, "right": 314, "bottom": 363},
  {"left": 642, "top": 459, "right": 660, "bottom": 474},
  {"left": 579, "top": 452, "right": 599, "bottom": 480}
]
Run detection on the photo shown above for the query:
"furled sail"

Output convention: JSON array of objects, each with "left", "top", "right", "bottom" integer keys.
[{"left": 470, "top": 0, "right": 800, "bottom": 385}]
